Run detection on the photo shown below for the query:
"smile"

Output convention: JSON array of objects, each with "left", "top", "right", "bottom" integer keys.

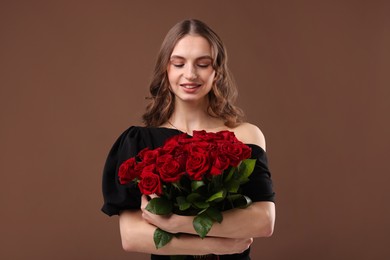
[{"left": 180, "top": 83, "right": 202, "bottom": 89}]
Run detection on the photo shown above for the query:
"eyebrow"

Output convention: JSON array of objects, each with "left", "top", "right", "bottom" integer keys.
[{"left": 170, "top": 55, "right": 213, "bottom": 61}]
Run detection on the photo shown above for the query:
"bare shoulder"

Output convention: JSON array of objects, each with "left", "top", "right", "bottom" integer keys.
[{"left": 232, "top": 122, "right": 266, "bottom": 151}]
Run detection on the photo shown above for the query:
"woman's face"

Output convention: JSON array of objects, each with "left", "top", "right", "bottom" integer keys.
[{"left": 167, "top": 34, "right": 216, "bottom": 104}]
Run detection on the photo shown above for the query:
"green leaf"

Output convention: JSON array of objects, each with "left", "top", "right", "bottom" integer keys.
[
  {"left": 224, "top": 166, "right": 237, "bottom": 183},
  {"left": 211, "top": 174, "right": 224, "bottom": 190},
  {"left": 145, "top": 197, "right": 173, "bottom": 215},
  {"left": 191, "top": 180, "right": 205, "bottom": 191},
  {"left": 193, "top": 201, "right": 209, "bottom": 209},
  {"left": 227, "top": 194, "right": 241, "bottom": 201},
  {"left": 206, "top": 189, "right": 226, "bottom": 202},
  {"left": 205, "top": 207, "right": 223, "bottom": 223},
  {"left": 176, "top": 196, "right": 191, "bottom": 211},
  {"left": 197, "top": 208, "right": 208, "bottom": 215},
  {"left": 228, "top": 194, "right": 253, "bottom": 208},
  {"left": 153, "top": 228, "right": 174, "bottom": 249},
  {"left": 193, "top": 213, "right": 214, "bottom": 238},
  {"left": 172, "top": 182, "right": 183, "bottom": 190},
  {"left": 237, "top": 159, "right": 256, "bottom": 183},
  {"left": 226, "top": 179, "right": 240, "bottom": 193},
  {"left": 186, "top": 193, "right": 202, "bottom": 203}
]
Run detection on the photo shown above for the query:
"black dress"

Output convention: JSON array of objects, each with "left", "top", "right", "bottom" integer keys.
[{"left": 101, "top": 126, "right": 275, "bottom": 260}]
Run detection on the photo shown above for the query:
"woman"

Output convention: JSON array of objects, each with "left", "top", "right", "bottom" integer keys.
[{"left": 102, "top": 19, "right": 275, "bottom": 259}]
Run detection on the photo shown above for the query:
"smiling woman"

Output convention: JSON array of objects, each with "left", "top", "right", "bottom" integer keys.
[
  {"left": 142, "top": 19, "right": 244, "bottom": 129},
  {"left": 101, "top": 19, "right": 275, "bottom": 260}
]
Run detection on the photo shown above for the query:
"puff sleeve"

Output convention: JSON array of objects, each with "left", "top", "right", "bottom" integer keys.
[
  {"left": 101, "top": 126, "right": 144, "bottom": 216},
  {"left": 241, "top": 144, "right": 275, "bottom": 202}
]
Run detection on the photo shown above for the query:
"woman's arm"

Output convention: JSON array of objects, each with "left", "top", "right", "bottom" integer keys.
[
  {"left": 119, "top": 209, "right": 253, "bottom": 255},
  {"left": 119, "top": 122, "right": 274, "bottom": 253},
  {"left": 141, "top": 196, "right": 275, "bottom": 238}
]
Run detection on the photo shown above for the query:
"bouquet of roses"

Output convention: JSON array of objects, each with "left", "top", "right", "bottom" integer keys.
[{"left": 118, "top": 130, "right": 256, "bottom": 249}]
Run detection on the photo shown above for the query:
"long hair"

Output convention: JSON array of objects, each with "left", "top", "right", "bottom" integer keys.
[{"left": 142, "top": 19, "right": 245, "bottom": 127}]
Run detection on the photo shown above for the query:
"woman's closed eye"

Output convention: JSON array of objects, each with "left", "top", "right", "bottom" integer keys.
[
  {"left": 172, "top": 63, "right": 210, "bottom": 69},
  {"left": 172, "top": 63, "right": 184, "bottom": 68},
  {"left": 197, "top": 63, "right": 211, "bottom": 68}
]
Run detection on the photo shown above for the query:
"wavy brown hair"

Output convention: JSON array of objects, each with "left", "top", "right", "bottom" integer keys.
[{"left": 142, "top": 19, "right": 245, "bottom": 127}]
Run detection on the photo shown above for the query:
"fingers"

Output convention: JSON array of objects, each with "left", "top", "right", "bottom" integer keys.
[
  {"left": 141, "top": 194, "right": 159, "bottom": 209},
  {"left": 140, "top": 195, "right": 157, "bottom": 224},
  {"left": 149, "top": 194, "right": 158, "bottom": 199},
  {"left": 140, "top": 195, "right": 149, "bottom": 210}
]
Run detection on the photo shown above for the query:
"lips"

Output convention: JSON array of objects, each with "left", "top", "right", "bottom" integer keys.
[{"left": 180, "top": 83, "right": 202, "bottom": 89}]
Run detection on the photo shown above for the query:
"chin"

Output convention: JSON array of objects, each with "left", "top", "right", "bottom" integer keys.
[{"left": 177, "top": 95, "right": 208, "bottom": 103}]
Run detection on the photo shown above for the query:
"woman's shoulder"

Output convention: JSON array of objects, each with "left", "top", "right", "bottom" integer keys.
[
  {"left": 116, "top": 125, "right": 140, "bottom": 139},
  {"left": 231, "top": 122, "right": 266, "bottom": 151}
]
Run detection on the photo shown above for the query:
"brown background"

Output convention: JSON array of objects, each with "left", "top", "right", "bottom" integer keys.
[{"left": 1, "top": 0, "right": 389, "bottom": 259}]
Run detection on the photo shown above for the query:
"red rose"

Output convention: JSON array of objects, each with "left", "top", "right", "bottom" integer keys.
[
  {"left": 138, "top": 147, "right": 161, "bottom": 165},
  {"left": 216, "top": 131, "right": 239, "bottom": 143},
  {"left": 138, "top": 165, "right": 162, "bottom": 195},
  {"left": 210, "top": 153, "right": 230, "bottom": 176},
  {"left": 134, "top": 161, "right": 146, "bottom": 175},
  {"left": 162, "top": 134, "right": 189, "bottom": 163},
  {"left": 174, "top": 150, "right": 189, "bottom": 171},
  {"left": 219, "top": 141, "right": 252, "bottom": 167},
  {"left": 156, "top": 154, "right": 184, "bottom": 183},
  {"left": 186, "top": 151, "right": 210, "bottom": 180},
  {"left": 162, "top": 133, "right": 187, "bottom": 153},
  {"left": 118, "top": 157, "right": 139, "bottom": 184},
  {"left": 237, "top": 143, "right": 252, "bottom": 161},
  {"left": 188, "top": 140, "right": 214, "bottom": 153},
  {"left": 192, "top": 130, "right": 217, "bottom": 142}
]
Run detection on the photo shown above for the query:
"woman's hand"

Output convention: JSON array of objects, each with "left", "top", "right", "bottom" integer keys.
[{"left": 140, "top": 195, "right": 177, "bottom": 233}]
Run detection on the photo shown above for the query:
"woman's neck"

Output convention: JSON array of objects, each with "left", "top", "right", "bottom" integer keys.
[{"left": 167, "top": 99, "right": 225, "bottom": 134}]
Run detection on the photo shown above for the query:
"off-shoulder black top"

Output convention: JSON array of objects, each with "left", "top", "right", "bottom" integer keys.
[{"left": 101, "top": 126, "right": 275, "bottom": 260}]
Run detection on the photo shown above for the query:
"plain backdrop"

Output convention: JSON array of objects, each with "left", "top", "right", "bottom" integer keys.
[{"left": 1, "top": 1, "right": 389, "bottom": 259}]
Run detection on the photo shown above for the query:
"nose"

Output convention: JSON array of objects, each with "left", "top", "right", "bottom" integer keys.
[{"left": 184, "top": 65, "right": 197, "bottom": 80}]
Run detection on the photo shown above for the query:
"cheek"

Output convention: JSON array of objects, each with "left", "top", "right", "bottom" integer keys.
[
  {"left": 167, "top": 69, "right": 179, "bottom": 84},
  {"left": 205, "top": 70, "right": 216, "bottom": 84}
]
